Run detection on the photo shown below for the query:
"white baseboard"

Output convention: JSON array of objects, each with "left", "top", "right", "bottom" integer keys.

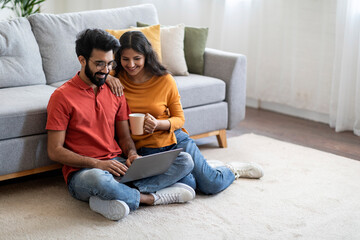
[
  {"left": 245, "top": 98, "right": 260, "bottom": 108},
  {"left": 246, "top": 97, "right": 329, "bottom": 124}
]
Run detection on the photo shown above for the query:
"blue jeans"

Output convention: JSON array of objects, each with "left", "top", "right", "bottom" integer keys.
[
  {"left": 68, "top": 153, "right": 193, "bottom": 211},
  {"left": 138, "top": 130, "right": 235, "bottom": 195},
  {"left": 176, "top": 129, "right": 235, "bottom": 194}
]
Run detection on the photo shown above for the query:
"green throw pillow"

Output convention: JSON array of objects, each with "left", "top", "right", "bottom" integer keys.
[
  {"left": 137, "top": 22, "right": 150, "bottom": 28},
  {"left": 183, "top": 26, "right": 208, "bottom": 75},
  {"left": 137, "top": 22, "right": 208, "bottom": 75}
]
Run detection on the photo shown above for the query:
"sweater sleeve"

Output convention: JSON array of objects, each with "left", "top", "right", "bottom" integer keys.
[{"left": 166, "top": 76, "right": 185, "bottom": 132}]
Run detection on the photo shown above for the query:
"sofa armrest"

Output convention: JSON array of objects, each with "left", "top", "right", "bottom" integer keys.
[{"left": 203, "top": 48, "right": 247, "bottom": 129}]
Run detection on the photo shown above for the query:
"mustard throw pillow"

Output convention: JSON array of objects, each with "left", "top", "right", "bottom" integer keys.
[{"left": 106, "top": 24, "right": 162, "bottom": 62}]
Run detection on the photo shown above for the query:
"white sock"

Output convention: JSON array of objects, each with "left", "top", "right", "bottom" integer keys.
[{"left": 151, "top": 193, "right": 159, "bottom": 203}]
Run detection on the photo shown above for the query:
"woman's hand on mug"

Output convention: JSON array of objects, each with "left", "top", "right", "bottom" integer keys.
[{"left": 144, "top": 113, "right": 158, "bottom": 134}]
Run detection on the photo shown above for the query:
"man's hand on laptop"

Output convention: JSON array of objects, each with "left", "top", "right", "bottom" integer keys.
[
  {"left": 126, "top": 153, "right": 141, "bottom": 167},
  {"left": 95, "top": 159, "right": 128, "bottom": 177}
]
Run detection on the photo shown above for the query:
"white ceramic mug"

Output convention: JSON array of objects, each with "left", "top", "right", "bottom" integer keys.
[{"left": 129, "top": 113, "right": 145, "bottom": 135}]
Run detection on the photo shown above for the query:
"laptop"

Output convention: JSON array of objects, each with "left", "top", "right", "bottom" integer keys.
[{"left": 115, "top": 148, "right": 183, "bottom": 183}]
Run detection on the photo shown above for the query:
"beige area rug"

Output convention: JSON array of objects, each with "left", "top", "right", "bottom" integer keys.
[{"left": 1, "top": 134, "right": 360, "bottom": 240}]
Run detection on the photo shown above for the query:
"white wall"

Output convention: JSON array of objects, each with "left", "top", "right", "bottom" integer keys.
[{"left": 40, "top": 0, "right": 337, "bottom": 123}]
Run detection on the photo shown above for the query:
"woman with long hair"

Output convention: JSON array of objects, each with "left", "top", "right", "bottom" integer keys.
[{"left": 108, "top": 31, "right": 263, "bottom": 194}]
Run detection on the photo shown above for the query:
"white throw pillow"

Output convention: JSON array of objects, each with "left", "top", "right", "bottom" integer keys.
[{"left": 160, "top": 24, "right": 189, "bottom": 76}]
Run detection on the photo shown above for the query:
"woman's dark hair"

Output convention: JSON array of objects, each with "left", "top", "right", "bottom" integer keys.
[
  {"left": 114, "top": 31, "right": 167, "bottom": 76},
  {"left": 75, "top": 28, "right": 120, "bottom": 60}
]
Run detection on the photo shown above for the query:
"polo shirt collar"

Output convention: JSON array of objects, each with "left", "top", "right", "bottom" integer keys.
[{"left": 73, "top": 72, "right": 105, "bottom": 90}]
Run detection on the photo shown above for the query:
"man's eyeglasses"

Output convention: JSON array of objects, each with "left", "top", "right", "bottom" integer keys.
[{"left": 88, "top": 59, "right": 117, "bottom": 71}]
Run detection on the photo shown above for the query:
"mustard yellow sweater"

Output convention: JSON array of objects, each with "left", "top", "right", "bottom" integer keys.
[{"left": 118, "top": 72, "right": 185, "bottom": 149}]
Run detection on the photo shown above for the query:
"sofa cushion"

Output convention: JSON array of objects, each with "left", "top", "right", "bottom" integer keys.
[
  {"left": 0, "top": 18, "right": 46, "bottom": 88},
  {"left": 158, "top": 23, "right": 188, "bottom": 76},
  {"left": 0, "top": 134, "right": 51, "bottom": 176},
  {"left": 137, "top": 22, "right": 208, "bottom": 75},
  {"left": 183, "top": 102, "right": 228, "bottom": 136},
  {"left": 175, "top": 74, "right": 225, "bottom": 109},
  {"left": 136, "top": 22, "right": 189, "bottom": 76},
  {"left": 0, "top": 85, "right": 56, "bottom": 140},
  {"left": 50, "top": 80, "right": 68, "bottom": 88},
  {"left": 106, "top": 24, "right": 162, "bottom": 62},
  {"left": 184, "top": 26, "right": 208, "bottom": 75},
  {"left": 28, "top": 4, "right": 159, "bottom": 85}
]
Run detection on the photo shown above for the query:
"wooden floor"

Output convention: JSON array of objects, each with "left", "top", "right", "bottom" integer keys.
[{"left": 225, "top": 107, "right": 360, "bottom": 161}]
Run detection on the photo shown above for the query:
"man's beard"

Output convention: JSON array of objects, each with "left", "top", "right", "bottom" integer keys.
[{"left": 85, "top": 63, "right": 108, "bottom": 87}]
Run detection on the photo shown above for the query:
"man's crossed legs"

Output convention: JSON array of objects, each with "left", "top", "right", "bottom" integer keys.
[{"left": 68, "top": 152, "right": 195, "bottom": 220}]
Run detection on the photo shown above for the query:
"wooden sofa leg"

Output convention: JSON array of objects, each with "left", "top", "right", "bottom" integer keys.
[
  {"left": 0, "top": 164, "right": 62, "bottom": 181},
  {"left": 191, "top": 129, "right": 228, "bottom": 148},
  {"left": 216, "top": 129, "right": 228, "bottom": 148}
]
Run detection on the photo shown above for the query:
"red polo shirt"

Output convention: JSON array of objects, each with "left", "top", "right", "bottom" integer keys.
[{"left": 46, "top": 73, "right": 131, "bottom": 183}]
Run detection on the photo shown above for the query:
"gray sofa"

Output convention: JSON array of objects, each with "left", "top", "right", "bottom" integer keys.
[{"left": 0, "top": 4, "right": 246, "bottom": 181}]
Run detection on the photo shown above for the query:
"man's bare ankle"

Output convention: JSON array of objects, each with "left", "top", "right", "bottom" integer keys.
[{"left": 140, "top": 193, "right": 155, "bottom": 205}]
